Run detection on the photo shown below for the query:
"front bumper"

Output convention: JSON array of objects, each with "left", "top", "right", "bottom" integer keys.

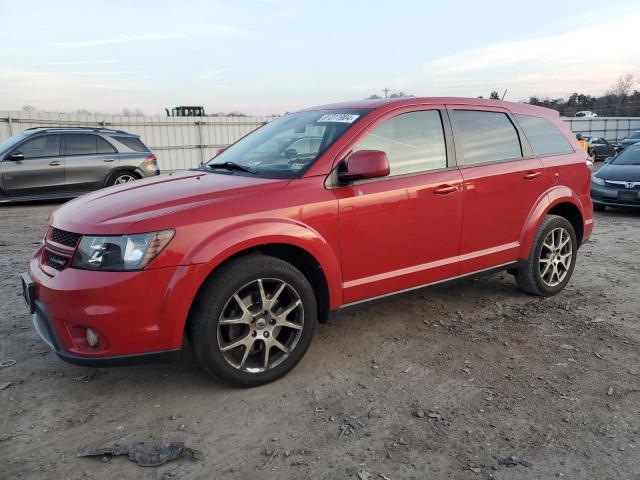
[
  {"left": 30, "top": 297, "right": 179, "bottom": 366},
  {"left": 591, "top": 183, "right": 640, "bottom": 208},
  {"left": 25, "top": 252, "right": 211, "bottom": 366}
]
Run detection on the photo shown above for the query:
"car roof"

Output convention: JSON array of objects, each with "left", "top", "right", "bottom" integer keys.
[{"left": 297, "top": 96, "right": 560, "bottom": 118}]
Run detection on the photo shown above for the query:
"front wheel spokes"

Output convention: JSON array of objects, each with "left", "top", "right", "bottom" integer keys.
[{"left": 218, "top": 278, "right": 304, "bottom": 372}]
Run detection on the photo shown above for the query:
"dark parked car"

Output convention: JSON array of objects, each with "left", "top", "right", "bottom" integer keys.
[
  {"left": 591, "top": 145, "right": 640, "bottom": 211},
  {"left": 585, "top": 136, "right": 619, "bottom": 161},
  {"left": 0, "top": 127, "right": 159, "bottom": 203},
  {"left": 617, "top": 131, "right": 640, "bottom": 151}
]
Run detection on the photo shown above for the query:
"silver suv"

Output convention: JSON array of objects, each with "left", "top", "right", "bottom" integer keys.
[{"left": 0, "top": 127, "right": 159, "bottom": 202}]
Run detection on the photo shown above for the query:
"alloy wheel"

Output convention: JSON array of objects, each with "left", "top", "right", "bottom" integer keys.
[
  {"left": 217, "top": 278, "right": 304, "bottom": 372},
  {"left": 114, "top": 174, "right": 136, "bottom": 185},
  {"left": 539, "top": 227, "right": 573, "bottom": 287}
]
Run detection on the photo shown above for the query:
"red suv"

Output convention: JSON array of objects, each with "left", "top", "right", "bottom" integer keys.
[{"left": 22, "top": 98, "right": 593, "bottom": 386}]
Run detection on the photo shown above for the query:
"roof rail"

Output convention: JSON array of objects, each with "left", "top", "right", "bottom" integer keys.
[{"left": 24, "top": 126, "right": 131, "bottom": 135}]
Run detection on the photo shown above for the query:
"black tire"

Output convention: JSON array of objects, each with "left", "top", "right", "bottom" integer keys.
[
  {"left": 187, "top": 254, "right": 317, "bottom": 387},
  {"left": 107, "top": 170, "right": 138, "bottom": 186},
  {"left": 515, "top": 215, "right": 577, "bottom": 297},
  {"left": 593, "top": 203, "right": 606, "bottom": 212},
  {"left": 590, "top": 150, "right": 597, "bottom": 161}
]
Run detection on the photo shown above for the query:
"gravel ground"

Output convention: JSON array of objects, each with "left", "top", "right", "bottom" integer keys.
[{"left": 0, "top": 201, "right": 639, "bottom": 480}]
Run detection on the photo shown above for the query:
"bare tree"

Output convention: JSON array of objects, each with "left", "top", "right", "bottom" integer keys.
[
  {"left": 607, "top": 74, "right": 635, "bottom": 116},
  {"left": 21, "top": 105, "right": 37, "bottom": 113}
]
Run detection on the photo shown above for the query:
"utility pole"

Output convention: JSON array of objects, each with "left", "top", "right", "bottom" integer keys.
[{"left": 383, "top": 87, "right": 390, "bottom": 99}]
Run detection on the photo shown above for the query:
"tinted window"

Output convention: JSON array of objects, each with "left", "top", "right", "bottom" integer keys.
[
  {"left": 97, "top": 137, "right": 117, "bottom": 154},
  {"left": 514, "top": 114, "right": 573, "bottom": 156},
  {"left": 66, "top": 134, "right": 97, "bottom": 155},
  {"left": 453, "top": 110, "right": 522, "bottom": 165},
  {"left": 354, "top": 110, "right": 447, "bottom": 176},
  {"left": 112, "top": 136, "right": 148, "bottom": 152},
  {"left": 13, "top": 135, "right": 60, "bottom": 159}
]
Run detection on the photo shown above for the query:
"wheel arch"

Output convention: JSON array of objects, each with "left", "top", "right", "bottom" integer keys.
[
  {"left": 183, "top": 221, "right": 342, "bottom": 330},
  {"left": 518, "top": 187, "right": 586, "bottom": 259}
]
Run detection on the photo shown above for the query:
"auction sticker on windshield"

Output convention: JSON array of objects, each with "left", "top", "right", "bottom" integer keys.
[{"left": 316, "top": 113, "right": 360, "bottom": 123}]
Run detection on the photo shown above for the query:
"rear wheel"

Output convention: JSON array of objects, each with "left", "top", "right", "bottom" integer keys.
[
  {"left": 590, "top": 150, "right": 597, "bottom": 161},
  {"left": 108, "top": 171, "right": 138, "bottom": 186},
  {"left": 188, "top": 255, "right": 317, "bottom": 387},
  {"left": 515, "top": 215, "right": 577, "bottom": 296}
]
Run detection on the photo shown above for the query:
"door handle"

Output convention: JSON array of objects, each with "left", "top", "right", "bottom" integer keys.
[
  {"left": 48, "top": 161, "right": 61, "bottom": 166},
  {"left": 103, "top": 158, "right": 115, "bottom": 162},
  {"left": 524, "top": 171, "right": 542, "bottom": 180},
  {"left": 433, "top": 184, "right": 458, "bottom": 195}
]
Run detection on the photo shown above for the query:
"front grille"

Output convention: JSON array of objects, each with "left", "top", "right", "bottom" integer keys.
[
  {"left": 51, "top": 228, "right": 82, "bottom": 247},
  {"left": 46, "top": 252, "right": 68, "bottom": 270}
]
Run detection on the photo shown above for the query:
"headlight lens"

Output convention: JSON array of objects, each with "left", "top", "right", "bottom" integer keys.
[
  {"left": 72, "top": 230, "right": 174, "bottom": 271},
  {"left": 591, "top": 175, "right": 605, "bottom": 186}
]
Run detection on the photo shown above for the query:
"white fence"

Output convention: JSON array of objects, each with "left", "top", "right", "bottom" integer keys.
[
  {"left": 562, "top": 116, "right": 640, "bottom": 141},
  {"left": 1, "top": 111, "right": 639, "bottom": 172},
  {"left": 0, "top": 111, "right": 275, "bottom": 171}
]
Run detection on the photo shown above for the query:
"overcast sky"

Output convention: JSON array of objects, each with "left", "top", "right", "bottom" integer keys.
[{"left": 1, "top": 0, "right": 639, "bottom": 115}]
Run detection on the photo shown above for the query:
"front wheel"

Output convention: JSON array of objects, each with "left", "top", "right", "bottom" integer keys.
[
  {"left": 188, "top": 255, "right": 317, "bottom": 387},
  {"left": 515, "top": 215, "right": 577, "bottom": 296}
]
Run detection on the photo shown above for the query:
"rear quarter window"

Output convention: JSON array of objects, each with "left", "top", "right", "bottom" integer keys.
[
  {"left": 111, "top": 136, "right": 149, "bottom": 152},
  {"left": 452, "top": 110, "right": 522, "bottom": 165},
  {"left": 514, "top": 114, "right": 573, "bottom": 156}
]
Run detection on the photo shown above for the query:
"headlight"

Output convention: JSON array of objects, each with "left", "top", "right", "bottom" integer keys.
[
  {"left": 591, "top": 175, "right": 605, "bottom": 186},
  {"left": 72, "top": 230, "right": 174, "bottom": 271}
]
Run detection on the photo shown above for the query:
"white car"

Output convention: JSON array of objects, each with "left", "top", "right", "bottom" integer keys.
[{"left": 575, "top": 111, "right": 598, "bottom": 118}]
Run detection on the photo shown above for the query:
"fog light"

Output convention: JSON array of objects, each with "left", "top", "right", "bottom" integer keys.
[{"left": 86, "top": 328, "right": 99, "bottom": 347}]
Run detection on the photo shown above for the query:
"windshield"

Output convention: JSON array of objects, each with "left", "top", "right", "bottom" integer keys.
[
  {"left": 0, "top": 132, "right": 28, "bottom": 154},
  {"left": 205, "top": 109, "right": 370, "bottom": 178},
  {"left": 611, "top": 146, "right": 640, "bottom": 165}
]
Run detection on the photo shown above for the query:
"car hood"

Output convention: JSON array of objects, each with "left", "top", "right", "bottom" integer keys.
[
  {"left": 620, "top": 138, "right": 640, "bottom": 145},
  {"left": 595, "top": 163, "right": 640, "bottom": 182},
  {"left": 51, "top": 170, "right": 289, "bottom": 234}
]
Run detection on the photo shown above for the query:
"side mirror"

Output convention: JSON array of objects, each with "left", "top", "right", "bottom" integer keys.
[
  {"left": 6, "top": 151, "right": 24, "bottom": 161},
  {"left": 604, "top": 157, "right": 613, "bottom": 163},
  {"left": 338, "top": 150, "right": 390, "bottom": 182}
]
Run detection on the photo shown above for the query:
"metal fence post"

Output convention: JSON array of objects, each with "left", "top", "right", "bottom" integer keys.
[
  {"left": 7, "top": 114, "right": 13, "bottom": 135},
  {"left": 197, "top": 121, "right": 205, "bottom": 165}
]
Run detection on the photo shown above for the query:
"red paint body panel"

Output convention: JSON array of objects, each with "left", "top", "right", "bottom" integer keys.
[{"left": 26, "top": 97, "right": 593, "bottom": 362}]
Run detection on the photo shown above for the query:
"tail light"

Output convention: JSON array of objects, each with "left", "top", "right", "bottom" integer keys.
[{"left": 143, "top": 154, "right": 157, "bottom": 165}]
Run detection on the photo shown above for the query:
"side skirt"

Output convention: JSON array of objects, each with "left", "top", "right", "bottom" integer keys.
[{"left": 329, "top": 261, "right": 522, "bottom": 319}]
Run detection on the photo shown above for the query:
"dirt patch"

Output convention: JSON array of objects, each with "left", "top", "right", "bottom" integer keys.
[{"left": 1, "top": 202, "right": 639, "bottom": 479}]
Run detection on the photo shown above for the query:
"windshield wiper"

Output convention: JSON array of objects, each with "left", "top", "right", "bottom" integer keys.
[{"left": 206, "top": 161, "right": 256, "bottom": 174}]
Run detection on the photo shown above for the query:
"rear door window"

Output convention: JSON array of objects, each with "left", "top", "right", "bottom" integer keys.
[
  {"left": 13, "top": 135, "right": 61, "bottom": 159},
  {"left": 354, "top": 110, "right": 447, "bottom": 176},
  {"left": 452, "top": 110, "right": 522, "bottom": 165},
  {"left": 514, "top": 114, "right": 573, "bottom": 156},
  {"left": 65, "top": 134, "right": 99, "bottom": 156}
]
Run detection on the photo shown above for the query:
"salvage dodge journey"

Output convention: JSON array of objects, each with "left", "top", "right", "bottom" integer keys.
[{"left": 22, "top": 98, "right": 593, "bottom": 386}]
